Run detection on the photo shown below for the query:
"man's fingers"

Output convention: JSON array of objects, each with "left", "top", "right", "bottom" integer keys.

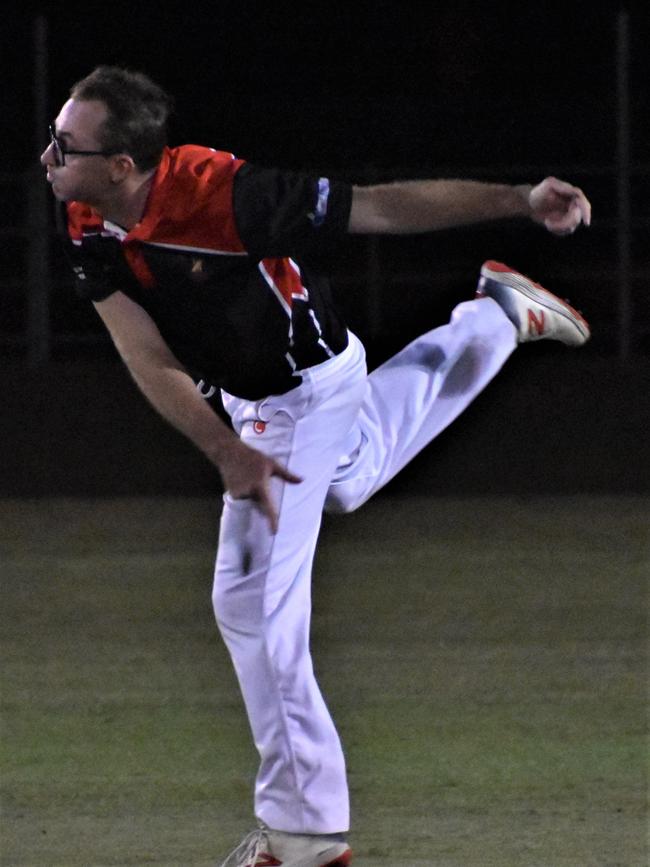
[
  {"left": 535, "top": 177, "right": 592, "bottom": 230},
  {"left": 226, "top": 449, "right": 302, "bottom": 532},
  {"left": 545, "top": 201, "right": 588, "bottom": 235},
  {"left": 573, "top": 192, "right": 591, "bottom": 226},
  {"left": 272, "top": 463, "right": 303, "bottom": 484},
  {"left": 259, "top": 462, "right": 302, "bottom": 533},
  {"left": 544, "top": 176, "right": 579, "bottom": 196},
  {"left": 256, "top": 486, "right": 279, "bottom": 534},
  {"left": 253, "top": 461, "right": 302, "bottom": 534}
]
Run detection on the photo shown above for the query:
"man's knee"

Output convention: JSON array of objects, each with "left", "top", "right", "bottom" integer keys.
[
  {"left": 324, "top": 483, "right": 366, "bottom": 515},
  {"left": 212, "top": 568, "right": 264, "bottom": 633}
]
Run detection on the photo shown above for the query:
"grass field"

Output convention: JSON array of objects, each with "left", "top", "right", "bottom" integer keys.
[{"left": 1, "top": 495, "right": 648, "bottom": 867}]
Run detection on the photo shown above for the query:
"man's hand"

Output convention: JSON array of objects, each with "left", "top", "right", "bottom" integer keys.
[
  {"left": 529, "top": 176, "right": 592, "bottom": 235},
  {"left": 92, "top": 293, "right": 303, "bottom": 535},
  {"left": 218, "top": 438, "right": 302, "bottom": 534}
]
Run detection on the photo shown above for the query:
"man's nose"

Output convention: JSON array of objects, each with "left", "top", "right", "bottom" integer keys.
[{"left": 40, "top": 141, "right": 55, "bottom": 166}]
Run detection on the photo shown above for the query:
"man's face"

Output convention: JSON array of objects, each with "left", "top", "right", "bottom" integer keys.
[{"left": 41, "top": 98, "right": 114, "bottom": 205}]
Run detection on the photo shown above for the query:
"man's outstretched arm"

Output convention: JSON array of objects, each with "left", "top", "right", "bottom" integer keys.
[
  {"left": 348, "top": 175, "right": 591, "bottom": 236},
  {"left": 94, "top": 291, "right": 301, "bottom": 532}
]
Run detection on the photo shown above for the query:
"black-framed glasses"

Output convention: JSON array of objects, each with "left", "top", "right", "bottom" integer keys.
[{"left": 48, "top": 124, "right": 120, "bottom": 167}]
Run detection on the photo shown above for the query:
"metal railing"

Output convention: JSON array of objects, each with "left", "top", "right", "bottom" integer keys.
[{"left": 2, "top": 10, "right": 646, "bottom": 366}]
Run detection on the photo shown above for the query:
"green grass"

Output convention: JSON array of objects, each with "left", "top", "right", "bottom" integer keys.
[{"left": 1, "top": 496, "right": 648, "bottom": 866}]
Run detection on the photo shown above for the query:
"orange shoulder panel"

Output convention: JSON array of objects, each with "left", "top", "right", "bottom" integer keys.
[{"left": 132, "top": 145, "right": 247, "bottom": 253}]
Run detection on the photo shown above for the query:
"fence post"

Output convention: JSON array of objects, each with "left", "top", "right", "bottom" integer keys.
[
  {"left": 616, "top": 8, "right": 631, "bottom": 361},
  {"left": 26, "top": 14, "right": 51, "bottom": 368},
  {"left": 363, "top": 165, "right": 384, "bottom": 341}
]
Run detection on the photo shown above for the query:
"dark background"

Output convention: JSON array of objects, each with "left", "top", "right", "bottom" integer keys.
[
  {"left": 2, "top": 0, "right": 648, "bottom": 176},
  {"left": 5, "top": 3, "right": 648, "bottom": 172},
  {"left": 2, "top": 2, "right": 649, "bottom": 496}
]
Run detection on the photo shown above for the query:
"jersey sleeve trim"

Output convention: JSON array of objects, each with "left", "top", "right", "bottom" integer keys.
[{"left": 232, "top": 163, "right": 353, "bottom": 259}]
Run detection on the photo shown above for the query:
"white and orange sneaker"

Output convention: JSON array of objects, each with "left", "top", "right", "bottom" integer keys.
[
  {"left": 219, "top": 824, "right": 352, "bottom": 867},
  {"left": 476, "top": 260, "right": 590, "bottom": 346}
]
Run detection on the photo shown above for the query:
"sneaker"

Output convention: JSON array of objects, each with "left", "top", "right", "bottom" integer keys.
[
  {"left": 476, "top": 260, "right": 590, "bottom": 346},
  {"left": 219, "top": 823, "right": 352, "bottom": 867}
]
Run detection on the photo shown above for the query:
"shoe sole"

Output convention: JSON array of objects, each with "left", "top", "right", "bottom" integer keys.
[
  {"left": 323, "top": 855, "right": 352, "bottom": 867},
  {"left": 479, "top": 260, "right": 590, "bottom": 345},
  {"left": 257, "top": 846, "right": 352, "bottom": 867},
  {"left": 309, "top": 850, "right": 352, "bottom": 867}
]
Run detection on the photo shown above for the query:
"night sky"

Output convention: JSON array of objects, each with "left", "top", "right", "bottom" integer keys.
[
  {"left": 6, "top": 3, "right": 647, "bottom": 175},
  {"left": 2, "top": 2, "right": 649, "bottom": 357}
]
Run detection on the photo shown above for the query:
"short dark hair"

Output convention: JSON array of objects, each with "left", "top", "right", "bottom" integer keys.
[{"left": 70, "top": 66, "right": 173, "bottom": 171}]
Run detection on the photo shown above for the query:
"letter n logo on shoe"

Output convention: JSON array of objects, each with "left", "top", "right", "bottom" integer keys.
[{"left": 527, "top": 308, "right": 546, "bottom": 337}]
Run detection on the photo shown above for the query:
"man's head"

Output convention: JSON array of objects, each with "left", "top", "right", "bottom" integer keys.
[
  {"left": 68, "top": 66, "right": 173, "bottom": 172},
  {"left": 41, "top": 66, "right": 172, "bottom": 206}
]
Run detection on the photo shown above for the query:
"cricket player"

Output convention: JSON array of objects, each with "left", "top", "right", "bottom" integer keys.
[{"left": 41, "top": 66, "right": 591, "bottom": 867}]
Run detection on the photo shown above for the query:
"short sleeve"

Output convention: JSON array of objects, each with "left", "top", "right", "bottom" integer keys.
[
  {"left": 232, "top": 163, "right": 353, "bottom": 259},
  {"left": 60, "top": 203, "right": 134, "bottom": 302}
]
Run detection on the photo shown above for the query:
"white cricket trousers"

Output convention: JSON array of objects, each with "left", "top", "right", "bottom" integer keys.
[{"left": 212, "top": 297, "right": 516, "bottom": 834}]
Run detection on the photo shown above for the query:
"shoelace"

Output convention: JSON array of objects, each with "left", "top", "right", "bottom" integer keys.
[{"left": 219, "top": 827, "right": 268, "bottom": 867}]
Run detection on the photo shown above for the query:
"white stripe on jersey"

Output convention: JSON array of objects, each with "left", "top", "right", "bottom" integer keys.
[
  {"left": 258, "top": 261, "right": 292, "bottom": 317},
  {"left": 145, "top": 241, "right": 248, "bottom": 256},
  {"left": 288, "top": 259, "right": 309, "bottom": 301},
  {"left": 309, "top": 309, "right": 336, "bottom": 358},
  {"left": 259, "top": 258, "right": 334, "bottom": 359}
]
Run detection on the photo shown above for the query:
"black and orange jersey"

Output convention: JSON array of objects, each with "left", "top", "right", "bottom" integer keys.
[{"left": 63, "top": 145, "right": 354, "bottom": 399}]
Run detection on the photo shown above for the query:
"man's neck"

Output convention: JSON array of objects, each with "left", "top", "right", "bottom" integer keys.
[{"left": 98, "top": 169, "right": 156, "bottom": 231}]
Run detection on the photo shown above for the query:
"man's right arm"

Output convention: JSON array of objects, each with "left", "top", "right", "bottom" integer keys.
[{"left": 93, "top": 292, "right": 301, "bottom": 532}]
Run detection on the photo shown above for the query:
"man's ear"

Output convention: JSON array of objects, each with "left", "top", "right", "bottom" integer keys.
[{"left": 108, "top": 153, "right": 136, "bottom": 184}]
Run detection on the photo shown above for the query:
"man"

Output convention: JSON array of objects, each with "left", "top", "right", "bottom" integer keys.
[{"left": 42, "top": 66, "right": 591, "bottom": 867}]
